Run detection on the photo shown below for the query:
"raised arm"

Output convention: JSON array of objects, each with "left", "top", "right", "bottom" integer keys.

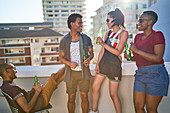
[
  {"left": 98, "top": 30, "right": 128, "bottom": 56},
  {"left": 15, "top": 83, "right": 42, "bottom": 113}
]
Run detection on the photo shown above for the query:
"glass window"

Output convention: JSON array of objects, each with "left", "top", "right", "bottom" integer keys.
[
  {"left": 55, "top": 10, "right": 59, "bottom": 12},
  {"left": 46, "top": 6, "right": 52, "bottom": 8},
  {"left": 71, "top": 10, "right": 75, "bottom": 12},
  {"left": 35, "top": 39, "right": 39, "bottom": 43},
  {"left": 61, "top": 10, "right": 69, "bottom": 12},
  {"left": 46, "top": 10, "right": 52, "bottom": 12}
]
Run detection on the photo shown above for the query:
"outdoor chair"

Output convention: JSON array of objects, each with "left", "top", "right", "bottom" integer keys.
[{"left": 0, "top": 89, "right": 52, "bottom": 113}]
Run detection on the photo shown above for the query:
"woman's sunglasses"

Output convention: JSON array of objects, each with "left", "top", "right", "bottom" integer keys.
[
  {"left": 106, "top": 18, "right": 113, "bottom": 22},
  {"left": 138, "top": 19, "right": 151, "bottom": 23}
]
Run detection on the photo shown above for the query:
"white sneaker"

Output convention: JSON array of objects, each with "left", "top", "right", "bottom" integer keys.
[{"left": 88, "top": 109, "right": 98, "bottom": 113}]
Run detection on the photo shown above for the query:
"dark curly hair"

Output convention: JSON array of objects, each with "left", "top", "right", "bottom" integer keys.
[{"left": 67, "top": 13, "right": 82, "bottom": 29}]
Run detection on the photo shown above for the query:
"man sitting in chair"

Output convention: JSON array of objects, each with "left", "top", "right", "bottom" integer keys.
[{"left": 0, "top": 63, "right": 65, "bottom": 113}]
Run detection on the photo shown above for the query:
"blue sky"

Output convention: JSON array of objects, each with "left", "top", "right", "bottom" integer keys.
[{"left": 0, "top": 0, "right": 103, "bottom": 30}]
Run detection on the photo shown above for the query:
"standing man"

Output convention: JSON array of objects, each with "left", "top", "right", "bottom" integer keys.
[{"left": 59, "top": 13, "right": 94, "bottom": 113}]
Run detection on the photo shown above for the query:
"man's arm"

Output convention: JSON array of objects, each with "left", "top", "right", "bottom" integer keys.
[
  {"left": 15, "top": 83, "right": 42, "bottom": 113},
  {"left": 59, "top": 51, "right": 78, "bottom": 69}
]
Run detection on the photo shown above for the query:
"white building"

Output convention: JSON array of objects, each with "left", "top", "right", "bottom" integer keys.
[{"left": 42, "top": 0, "right": 86, "bottom": 35}]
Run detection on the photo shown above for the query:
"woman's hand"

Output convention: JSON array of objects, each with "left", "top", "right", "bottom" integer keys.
[
  {"left": 130, "top": 42, "right": 138, "bottom": 53},
  {"left": 124, "top": 51, "right": 129, "bottom": 59},
  {"left": 95, "top": 64, "right": 100, "bottom": 74},
  {"left": 96, "top": 37, "right": 104, "bottom": 45}
]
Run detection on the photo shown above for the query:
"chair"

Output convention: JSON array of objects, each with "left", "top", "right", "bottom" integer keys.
[{"left": 0, "top": 89, "right": 52, "bottom": 113}]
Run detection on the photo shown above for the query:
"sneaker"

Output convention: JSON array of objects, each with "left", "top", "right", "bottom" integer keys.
[{"left": 88, "top": 109, "right": 98, "bottom": 113}]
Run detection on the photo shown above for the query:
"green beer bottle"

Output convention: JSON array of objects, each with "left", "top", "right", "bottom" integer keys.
[
  {"left": 34, "top": 75, "right": 39, "bottom": 86},
  {"left": 96, "top": 27, "right": 102, "bottom": 44},
  {"left": 82, "top": 49, "right": 87, "bottom": 64},
  {"left": 125, "top": 42, "right": 132, "bottom": 61}
]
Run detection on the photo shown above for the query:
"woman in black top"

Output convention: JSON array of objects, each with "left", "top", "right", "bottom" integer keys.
[{"left": 91, "top": 8, "right": 128, "bottom": 113}]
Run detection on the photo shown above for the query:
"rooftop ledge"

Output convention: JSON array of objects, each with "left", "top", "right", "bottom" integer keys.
[{"left": 16, "top": 62, "right": 170, "bottom": 77}]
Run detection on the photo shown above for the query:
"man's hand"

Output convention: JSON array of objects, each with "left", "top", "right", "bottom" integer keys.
[
  {"left": 33, "top": 83, "right": 43, "bottom": 93},
  {"left": 83, "top": 59, "right": 90, "bottom": 67},
  {"left": 70, "top": 62, "right": 78, "bottom": 69}
]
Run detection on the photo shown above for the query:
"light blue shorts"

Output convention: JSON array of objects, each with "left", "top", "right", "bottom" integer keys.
[{"left": 134, "top": 64, "right": 169, "bottom": 96}]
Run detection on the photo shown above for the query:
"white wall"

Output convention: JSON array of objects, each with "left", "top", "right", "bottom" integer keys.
[
  {"left": 149, "top": 0, "right": 170, "bottom": 62},
  {"left": 0, "top": 63, "right": 170, "bottom": 113}
]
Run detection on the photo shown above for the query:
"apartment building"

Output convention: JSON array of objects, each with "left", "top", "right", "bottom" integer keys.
[
  {"left": 0, "top": 28, "right": 63, "bottom": 66},
  {"left": 42, "top": 0, "right": 86, "bottom": 35},
  {"left": 0, "top": 22, "right": 53, "bottom": 30},
  {"left": 91, "top": 0, "right": 148, "bottom": 62}
]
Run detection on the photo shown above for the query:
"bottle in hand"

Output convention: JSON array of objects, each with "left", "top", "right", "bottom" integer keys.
[
  {"left": 96, "top": 27, "right": 102, "bottom": 44},
  {"left": 34, "top": 75, "right": 39, "bottom": 86},
  {"left": 125, "top": 42, "right": 132, "bottom": 61},
  {"left": 82, "top": 49, "right": 87, "bottom": 64}
]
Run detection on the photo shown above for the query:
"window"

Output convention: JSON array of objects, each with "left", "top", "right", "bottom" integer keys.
[
  {"left": 48, "top": 14, "right": 53, "bottom": 17},
  {"left": 42, "top": 57, "right": 46, "bottom": 62},
  {"left": 35, "top": 39, "right": 39, "bottom": 43},
  {"left": 55, "top": 10, "right": 59, "bottom": 12},
  {"left": 136, "top": 14, "right": 139, "bottom": 20},
  {"left": 143, "top": 4, "right": 147, "bottom": 8},
  {"left": 61, "top": 6, "right": 68, "bottom": 8},
  {"left": 128, "top": 34, "right": 133, "bottom": 39},
  {"left": 41, "top": 48, "right": 45, "bottom": 53},
  {"left": 62, "top": 14, "right": 69, "bottom": 17},
  {"left": 61, "top": 10, "right": 69, "bottom": 12},
  {"left": 71, "top": 10, "right": 75, "bottom": 12},
  {"left": 46, "top": 10, "right": 52, "bottom": 12},
  {"left": 46, "top": 6, "right": 52, "bottom": 8},
  {"left": 136, "top": 24, "right": 138, "bottom": 29},
  {"left": 70, "top": 6, "right": 75, "bottom": 8},
  {"left": 47, "top": 19, "right": 53, "bottom": 21}
]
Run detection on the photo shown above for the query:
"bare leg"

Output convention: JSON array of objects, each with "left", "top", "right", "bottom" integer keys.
[
  {"left": 68, "top": 93, "right": 76, "bottom": 113},
  {"left": 80, "top": 92, "right": 89, "bottom": 113},
  {"left": 51, "top": 66, "right": 65, "bottom": 84},
  {"left": 146, "top": 94, "right": 163, "bottom": 113},
  {"left": 134, "top": 91, "right": 146, "bottom": 113},
  {"left": 109, "top": 81, "right": 121, "bottom": 113},
  {"left": 92, "top": 74, "right": 105, "bottom": 112}
]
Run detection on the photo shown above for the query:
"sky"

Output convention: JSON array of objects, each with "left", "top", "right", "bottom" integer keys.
[{"left": 0, "top": 0, "right": 103, "bottom": 31}]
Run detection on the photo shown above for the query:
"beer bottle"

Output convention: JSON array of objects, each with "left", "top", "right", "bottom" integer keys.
[
  {"left": 125, "top": 42, "right": 132, "bottom": 61},
  {"left": 82, "top": 49, "right": 87, "bottom": 64},
  {"left": 96, "top": 27, "right": 102, "bottom": 44},
  {"left": 34, "top": 75, "right": 39, "bottom": 86}
]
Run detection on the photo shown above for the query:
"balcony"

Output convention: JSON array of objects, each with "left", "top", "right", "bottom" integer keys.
[{"left": 0, "top": 63, "right": 170, "bottom": 113}]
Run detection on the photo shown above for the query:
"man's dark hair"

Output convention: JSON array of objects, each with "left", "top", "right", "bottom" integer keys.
[
  {"left": 0, "top": 63, "right": 11, "bottom": 78},
  {"left": 67, "top": 13, "right": 82, "bottom": 29},
  {"left": 142, "top": 10, "right": 158, "bottom": 24}
]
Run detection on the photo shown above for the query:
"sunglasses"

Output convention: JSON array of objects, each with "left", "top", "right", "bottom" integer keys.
[
  {"left": 6, "top": 66, "right": 16, "bottom": 70},
  {"left": 106, "top": 18, "right": 113, "bottom": 23},
  {"left": 138, "top": 19, "right": 151, "bottom": 23}
]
